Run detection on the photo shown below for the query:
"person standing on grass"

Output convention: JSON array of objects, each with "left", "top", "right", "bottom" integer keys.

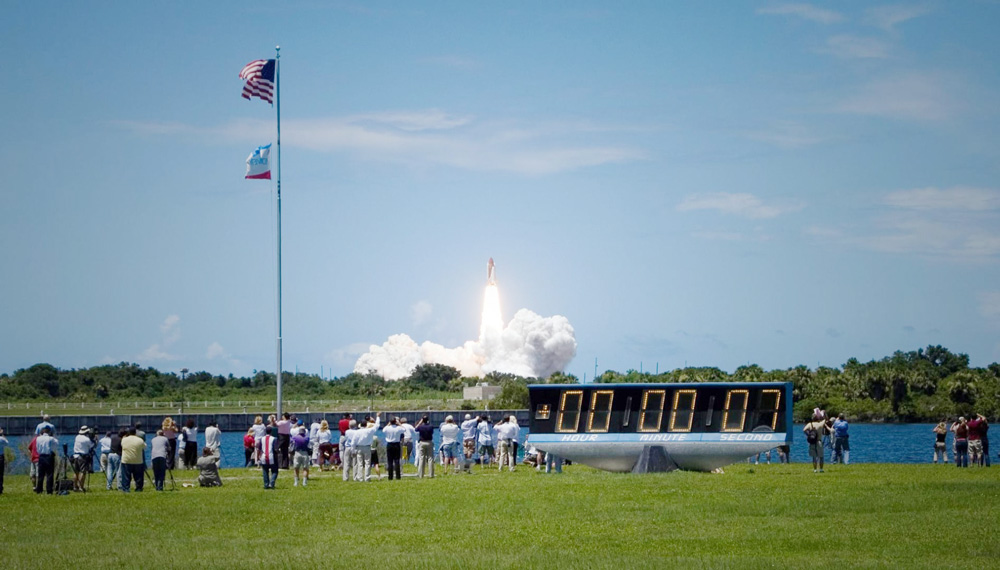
[
  {"left": 120, "top": 427, "right": 146, "bottom": 492},
  {"left": 401, "top": 417, "right": 416, "bottom": 469},
  {"left": 243, "top": 428, "right": 256, "bottom": 468},
  {"left": 72, "top": 426, "right": 95, "bottom": 492},
  {"left": 197, "top": 447, "right": 223, "bottom": 487},
  {"left": 352, "top": 413, "right": 381, "bottom": 482},
  {"left": 832, "top": 414, "right": 850, "bottom": 465},
  {"left": 291, "top": 426, "right": 310, "bottom": 487},
  {"left": 508, "top": 416, "right": 521, "bottom": 471},
  {"left": 980, "top": 416, "right": 990, "bottom": 467},
  {"left": 382, "top": 417, "right": 405, "bottom": 481},
  {"left": 804, "top": 413, "right": 826, "bottom": 473},
  {"left": 477, "top": 416, "right": 494, "bottom": 467},
  {"left": 342, "top": 420, "right": 358, "bottom": 482},
  {"left": 495, "top": 416, "right": 513, "bottom": 472},
  {"left": 205, "top": 421, "right": 221, "bottom": 464},
  {"left": 933, "top": 421, "right": 949, "bottom": 464},
  {"left": 257, "top": 426, "right": 279, "bottom": 489},
  {"left": 107, "top": 429, "right": 124, "bottom": 490},
  {"left": 150, "top": 429, "right": 169, "bottom": 491},
  {"left": 251, "top": 416, "right": 266, "bottom": 440},
  {"left": 34, "top": 427, "right": 60, "bottom": 494},
  {"left": 161, "top": 417, "right": 178, "bottom": 471},
  {"left": 0, "top": 427, "right": 8, "bottom": 495},
  {"left": 461, "top": 414, "right": 478, "bottom": 463},
  {"left": 338, "top": 413, "right": 352, "bottom": 468},
  {"left": 952, "top": 417, "right": 969, "bottom": 468},
  {"left": 35, "top": 414, "right": 55, "bottom": 435},
  {"left": 316, "top": 420, "right": 335, "bottom": 471},
  {"left": 415, "top": 415, "right": 435, "bottom": 478},
  {"left": 182, "top": 419, "right": 198, "bottom": 470},
  {"left": 439, "top": 415, "right": 461, "bottom": 474},
  {"left": 309, "top": 417, "right": 322, "bottom": 466},
  {"left": 275, "top": 413, "right": 292, "bottom": 470},
  {"left": 98, "top": 431, "right": 112, "bottom": 478},
  {"left": 28, "top": 434, "right": 39, "bottom": 488},
  {"left": 966, "top": 414, "right": 985, "bottom": 466}
]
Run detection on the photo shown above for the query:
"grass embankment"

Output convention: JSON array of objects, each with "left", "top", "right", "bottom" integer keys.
[{"left": 0, "top": 463, "right": 996, "bottom": 568}]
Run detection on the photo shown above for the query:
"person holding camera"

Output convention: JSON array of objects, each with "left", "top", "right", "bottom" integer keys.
[
  {"left": 415, "top": 415, "right": 435, "bottom": 478},
  {"left": 150, "top": 429, "right": 170, "bottom": 491},
  {"left": 120, "top": 427, "right": 147, "bottom": 492},
  {"left": 197, "top": 446, "right": 223, "bottom": 487}
]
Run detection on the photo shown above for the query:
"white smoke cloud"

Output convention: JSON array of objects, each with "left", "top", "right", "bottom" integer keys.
[{"left": 354, "top": 309, "right": 577, "bottom": 381}]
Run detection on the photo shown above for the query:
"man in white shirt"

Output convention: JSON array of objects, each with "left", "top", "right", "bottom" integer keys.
[
  {"left": 352, "top": 413, "right": 381, "bottom": 482},
  {"left": 34, "top": 427, "right": 61, "bottom": 494},
  {"left": 204, "top": 421, "right": 222, "bottom": 464},
  {"left": 72, "top": 426, "right": 95, "bottom": 491},
  {"left": 477, "top": 416, "right": 494, "bottom": 467},
  {"left": 495, "top": 417, "right": 513, "bottom": 472},
  {"left": 342, "top": 420, "right": 358, "bottom": 482},
  {"left": 382, "top": 417, "right": 405, "bottom": 480},
  {"left": 440, "top": 416, "right": 461, "bottom": 473},
  {"left": 461, "top": 414, "right": 478, "bottom": 462}
]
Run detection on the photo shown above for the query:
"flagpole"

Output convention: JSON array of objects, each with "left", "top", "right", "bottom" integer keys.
[{"left": 275, "top": 45, "right": 283, "bottom": 419}]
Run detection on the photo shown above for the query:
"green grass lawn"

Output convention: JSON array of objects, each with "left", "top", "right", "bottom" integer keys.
[{"left": 0, "top": 463, "right": 996, "bottom": 569}]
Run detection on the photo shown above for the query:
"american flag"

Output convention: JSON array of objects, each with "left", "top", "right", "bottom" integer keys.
[{"left": 240, "top": 59, "right": 275, "bottom": 104}]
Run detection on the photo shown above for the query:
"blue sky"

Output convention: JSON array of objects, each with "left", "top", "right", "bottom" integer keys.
[{"left": 2, "top": 1, "right": 999, "bottom": 380}]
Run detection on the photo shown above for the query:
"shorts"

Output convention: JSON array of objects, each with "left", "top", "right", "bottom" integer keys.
[
  {"left": 969, "top": 439, "right": 984, "bottom": 455},
  {"left": 370, "top": 450, "right": 380, "bottom": 465},
  {"left": 463, "top": 439, "right": 476, "bottom": 456},
  {"left": 442, "top": 442, "right": 458, "bottom": 460},
  {"left": 72, "top": 455, "right": 90, "bottom": 473},
  {"left": 934, "top": 441, "right": 946, "bottom": 451},
  {"left": 808, "top": 442, "right": 823, "bottom": 459},
  {"left": 30, "top": 462, "right": 38, "bottom": 478},
  {"left": 479, "top": 444, "right": 495, "bottom": 457},
  {"left": 292, "top": 451, "right": 310, "bottom": 470}
]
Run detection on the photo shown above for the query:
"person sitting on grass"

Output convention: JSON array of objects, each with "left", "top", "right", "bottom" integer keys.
[{"left": 197, "top": 447, "right": 223, "bottom": 487}]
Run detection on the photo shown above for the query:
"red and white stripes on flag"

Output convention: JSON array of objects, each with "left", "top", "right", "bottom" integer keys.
[{"left": 239, "top": 59, "right": 275, "bottom": 104}]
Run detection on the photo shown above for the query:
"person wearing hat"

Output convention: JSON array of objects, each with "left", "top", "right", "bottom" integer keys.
[
  {"left": 73, "top": 426, "right": 96, "bottom": 491},
  {"left": 34, "top": 427, "right": 60, "bottom": 494},
  {"left": 461, "top": 413, "right": 478, "bottom": 463},
  {"left": 0, "top": 427, "right": 9, "bottom": 494},
  {"left": 440, "top": 415, "right": 460, "bottom": 473}
]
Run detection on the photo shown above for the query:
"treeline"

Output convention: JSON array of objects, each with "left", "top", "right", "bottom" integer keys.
[{"left": 2, "top": 346, "right": 998, "bottom": 422}]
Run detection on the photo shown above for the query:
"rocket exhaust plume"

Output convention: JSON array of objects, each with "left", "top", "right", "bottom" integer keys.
[{"left": 354, "top": 258, "right": 577, "bottom": 380}]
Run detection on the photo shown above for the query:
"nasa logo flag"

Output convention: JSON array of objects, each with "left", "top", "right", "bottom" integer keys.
[{"left": 245, "top": 144, "right": 272, "bottom": 179}]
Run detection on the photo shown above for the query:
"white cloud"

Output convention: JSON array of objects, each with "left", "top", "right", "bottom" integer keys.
[
  {"left": 865, "top": 4, "right": 932, "bottom": 31},
  {"left": 883, "top": 187, "right": 1000, "bottom": 211},
  {"left": 677, "top": 192, "right": 803, "bottom": 219},
  {"left": 134, "top": 314, "right": 181, "bottom": 362},
  {"left": 757, "top": 3, "right": 845, "bottom": 23},
  {"left": 838, "top": 72, "right": 959, "bottom": 121},
  {"left": 137, "top": 343, "right": 177, "bottom": 362},
  {"left": 119, "top": 110, "right": 646, "bottom": 176},
  {"left": 821, "top": 35, "right": 891, "bottom": 59},
  {"left": 410, "top": 300, "right": 433, "bottom": 327},
  {"left": 205, "top": 341, "right": 227, "bottom": 360}
]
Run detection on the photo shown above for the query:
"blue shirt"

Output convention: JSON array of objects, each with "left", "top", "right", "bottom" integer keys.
[
  {"left": 833, "top": 419, "right": 849, "bottom": 437},
  {"left": 35, "top": 421, "right": 55, "bottom": 435},
  {"left": 35, "top": 433, "right": 60, "bottom": 455}
]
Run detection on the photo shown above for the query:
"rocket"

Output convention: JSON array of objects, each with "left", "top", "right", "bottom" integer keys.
[{"left": 487, "top": 257, "right": 497, "bottom": 285}]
